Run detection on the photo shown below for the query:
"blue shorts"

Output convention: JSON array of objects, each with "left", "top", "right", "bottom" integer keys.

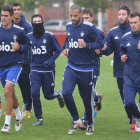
[{"left": 0, "top": 67, "right": 22, "bottom": 88}]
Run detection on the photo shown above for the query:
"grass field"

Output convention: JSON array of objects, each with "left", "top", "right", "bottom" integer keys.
[{"left": 0, "top": 56, "right": 140, "bottom": 140}]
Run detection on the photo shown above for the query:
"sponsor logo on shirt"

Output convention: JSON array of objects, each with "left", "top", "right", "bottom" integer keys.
[
  {"left": 13, "top": 35, "right": 17, "bottom": 41},
  {"left": 0, "top": 42, "right": 16, "bottom": 52},
  {"left": 114, "top": 36, "right": 119, "bottom": 39},
  {"left": 68, "top": 39, "right": 83, "bottom": 49},
  {"left": 43, "top": 39, "right": 46, "bottom": 44},
  {"left": 80, "top": 31, "right": 84, "bottom": 37},
  {"left": 127, "top": 43, "right": 131, "bottom": 46},
  {"left": 32, "top": 46, "right": 47, "bottom": 55}
]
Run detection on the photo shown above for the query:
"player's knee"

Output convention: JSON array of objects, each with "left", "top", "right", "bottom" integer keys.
[{"left": 4, "top": 89, "right": 12, "bottom": 99}]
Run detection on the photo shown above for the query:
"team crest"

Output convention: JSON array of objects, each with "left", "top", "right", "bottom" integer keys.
[
  {"left": 30, "top": 41, "right": 32, "bottom": 44},
  {"left": 68, "top": 32, "right": 70, "bottom": 36},
  {"left": 13, "top": 35, "right": 17, "bottom": 40},
  {"left": 80, "top": 31, "right": 84, "bottom": 37},
  {"left": 43, "top": 39, "right": 46, "bottom": 44}
]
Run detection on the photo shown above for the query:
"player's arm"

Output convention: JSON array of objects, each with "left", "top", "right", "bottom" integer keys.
[
  {"left": 43, "top": 34, "right": 62, "bottom": 68},
  {"left": 16, "top": 30, "right": 31, "bottom": 54},
  {"left": 84, "top": 25, "right": 104, "bottom": 50},
  {"left": 120, "top": 37, "right": 127, "bottom": 62},
  {"left": 102, "top": 32, "right": 114, "bottom": 56},
  {"left": 63, "top": 36, "right": 69, "bottom": 56}
]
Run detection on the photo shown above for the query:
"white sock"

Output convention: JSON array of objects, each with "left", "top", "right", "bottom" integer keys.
[
  {"left": 74, "top": 119, "right": 81, "bottom": 124},
  {"left": 13, "top": 107, "right": 21, "bottom": 120},
  {"left": 5, "top": 115, "right": 11, "bottom": 126}
]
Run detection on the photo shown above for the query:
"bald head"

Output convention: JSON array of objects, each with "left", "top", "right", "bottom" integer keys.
[{"left": 70, "top": 4, "right": 82, "bottom": 13}]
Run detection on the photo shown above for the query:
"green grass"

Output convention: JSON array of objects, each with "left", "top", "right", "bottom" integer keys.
[{"left": 0, "top": 56, "right": 140, "bottom": 140}]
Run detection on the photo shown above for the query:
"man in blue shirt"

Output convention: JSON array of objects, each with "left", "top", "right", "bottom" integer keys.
[
  {"left": 12, "top": 2, "right": 33, "bottom": 119},
  {"left": 102, "top": 6, "right": 136, "bottom": 132},
  {"left": 28, "top": 14, "right": 65, "bottom": 126},
  {"left": 120, "top": 12, "right": 140, "bottom": 132},
  {"left": 0, "top": 5, "right": 30, "bottom": 133},
  {"left": 63, "top": 4, "right": 103, "bottom": 135},
  {"left": 79, "top": 8, "right": 104, "bottom": 130}
]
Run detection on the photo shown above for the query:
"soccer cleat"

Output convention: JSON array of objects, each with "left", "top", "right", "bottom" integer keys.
[
  {"left": 79, "top": 120, "right": 87, "bottom": 130},
  {"left": 86, "top": 125, "right": 94, "bottom": 135},
  {"left": 1, "top": 124, "right": 10, "bottom": 133},
  {"left": 94, "top": 108, "right": 97, "bottom": 117},
  {"left": 68, "top": 120, "right": 82, "bottom": 134},
  {"left": 32, "top": 120, "right": 43, "bottom": 126},
  {"left": 0, "top": 104, "right": 2, "bottom": 117},
  {"left": 21, "top": 104, "right": 26, "bottom": 115},
  {"left": 129, "top": 116, "right": 136, "bottom": 132},
  {"left": 23, "top": 110, "right": 31, "bottom": 119},
  {"left": 15, "top": 118, "right": 22, "bottom": 131},
  {"left": 135, "top": 118, "right": 140, "bottom": 132},
  {"left": 11, "top": 110, "right": 16, "bottom": 117},
  {"left": 96, "top": 94, "right": 103, "bottom": 111},
  {"left": 56, "top": 90, "right": 65, "bottom": 108}
]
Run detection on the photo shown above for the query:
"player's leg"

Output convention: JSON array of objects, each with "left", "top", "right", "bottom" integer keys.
[
  {"left": 1, "top": 67, "right": 22, "bottom": 133},
  {"left": 124, "top": 84, "right": 140, "bottom": 132},
  {"left": 30, "top": 71, "right": 42, "bottom": 126},
  {"left": 22, "top": 65, "right": 32, "bottom": 118},
  {"left": 42, "top": 71, "right": 65, "bottom": 108},
  {"left": 117, "top": 78, "right": 135, "bottom": 132},
  {"left": 62, "top": 66, "right": 81, "bottom": 134},
  {"left": 78, "top": 71, "right": 94, "bottom": 135}
]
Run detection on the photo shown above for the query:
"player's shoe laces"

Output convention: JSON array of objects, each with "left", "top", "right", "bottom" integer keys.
[
  {"left": 11, "top": 110, "right": 16, "bottom": 117},
  {"left": 79, "top": 120, "right": 87, "bottom": 130},
  {"left": 68, "top": 119, "right": 82, "bottom": 134},
  {"left": 55, "top": 90, "right": 65, "bottom": 108},
  {"left": 23, "top": 110, "right": 31, "bottom": 119},
  {"left": 135, "top": 118, "right": 140, "bottom": 132},
  {"left": 21, "top": 104, "right": 26, "bottom": 115},
  {"left": 1, "top": 124, "right": 10, "bottom": 133},
  {"left": 32, "top": 119, "right": 43, "bottom": 126},
  {"left": 86, "top": 125, "right": 94, "bottom": 135},
  {"left": 15, "top": 118, "right": 22, "bottom": 131},
  {"left": 129, "top": 116, "right": 136, "bottom": 132},
  {"left": 96, "top": 94, "right": 103, "bottom": 111}
]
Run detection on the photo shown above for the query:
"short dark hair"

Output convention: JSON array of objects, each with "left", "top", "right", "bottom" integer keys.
[
  {"left": 118, "top": 6, "right": 130, "bottom": 15},
  {"left": 11, "top": 2, "right": 21, "bottom": 8},
  {"left": 70, "top": 4, "right": 82, "bottom": 13},
  {"left": 129, "top": 12, "right": 140, "bottom": 19},
  {"left": 2, "top": 5, "right": 13, "bottom": 16},
  {"left": 82, "top": 8, "right": 93, "bottom": 17},
  {"left": 31, "top": 14, "right": 44, "bottom": 23}
]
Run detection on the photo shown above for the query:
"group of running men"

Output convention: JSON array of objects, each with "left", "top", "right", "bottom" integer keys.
[{"left": 0, "top": 2, "right": 140, "bottom": 136}]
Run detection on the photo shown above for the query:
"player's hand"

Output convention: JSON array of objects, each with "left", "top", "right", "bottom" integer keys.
[
  {"left": 102, "top": 42, "right": 107, "bottom": 50},
  {"left": 95, "top": 49, "right": 100, "bottom": 54},
  {"left": 137, "top": 41, "right": 140, "bottom": 49},
  {"left": 12, "top": 40, "right": 20, "bottom": 50},
  {"left": 78, "top": 39, "right": 86, "bottom": 48},
  {"left": 121, "top": 54, "right": 127, "bottom": 62},
  {"left": 63, "top": 48, "right": 69, "bottom": 56}
]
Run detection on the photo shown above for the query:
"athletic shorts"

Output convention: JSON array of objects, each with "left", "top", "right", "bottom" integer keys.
[{"left": 0, "top": 67, "right": 22, "bottom": 88}]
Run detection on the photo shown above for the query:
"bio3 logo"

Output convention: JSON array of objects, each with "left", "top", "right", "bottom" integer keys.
[
  {"left": 69, "top": 39, "right": 83, "bottom": 48},
  {"left": 0, "top": 42, "right": 15, "bottom": 52},
  {"left": 32, "top": 46, "right": 47, "bottom": 55}
]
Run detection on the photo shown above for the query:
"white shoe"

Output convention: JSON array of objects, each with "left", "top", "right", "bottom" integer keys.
[
  {"left": 86, "top": 125, "right": 94, "bottom": 135},
  {"left": 21, "top": 104, "right": 26, "bottom": 115},
  {"left": 1, "top": 124, "right": 10, "bottom": 133},
  {"left": 68, "top": 119, "right": 82, "bottom": 134},
  {"left": 135, "top": 118, "right": 140, "bottom": 132},
  {"left": 15, "top": 118, "right": 22, "bottom": 131}
]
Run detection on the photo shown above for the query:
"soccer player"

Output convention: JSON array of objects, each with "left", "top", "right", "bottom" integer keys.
[
  {"left": 102, "top": 6, "right": 136, "bottom": 132},
  {"left": 11, "top": 2, "right": 33, "bottom": 118},
  {"left": 79, "top": 8, "right": 104, "bottom": 130},
  {"left": 0, "top": 5, "right": 31, "bottom": 133},
  {"left": 120, "top": 12, "right": 140, "bottom": 132},
  {"left": 28, "top": 14, "right": 65, "bottom": 126},
  {"left": 62, "top": 4, "right": 103, "bottom": 135}
]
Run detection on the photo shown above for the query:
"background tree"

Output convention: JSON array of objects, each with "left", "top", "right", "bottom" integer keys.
[{"left": 73, "top": 0, "right": 112, "bottom": 14}]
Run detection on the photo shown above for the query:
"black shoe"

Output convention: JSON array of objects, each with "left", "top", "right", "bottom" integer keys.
[
  {"left": 56, "top": 90, "right": 65, "bottom": 108},
  {"left": 96, "top": 94, "right": 103, "bottom": 111},
  {"left": 79, "top": 120, "right": 87, "bottom": 130}
]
